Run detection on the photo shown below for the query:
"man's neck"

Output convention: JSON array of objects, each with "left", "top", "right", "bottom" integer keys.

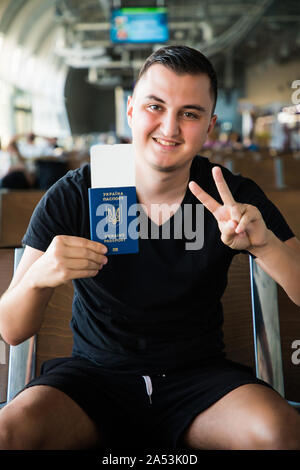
[{"left": 135, "top": 161, "right": 191, "bottom": 206}]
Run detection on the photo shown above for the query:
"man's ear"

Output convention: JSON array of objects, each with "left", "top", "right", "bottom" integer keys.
[
  {"left": 127, "top": 95, "right": 133, "bottom": 128},
  {"left": 207, "top": 114, "right": 218, "bottom": 134}
]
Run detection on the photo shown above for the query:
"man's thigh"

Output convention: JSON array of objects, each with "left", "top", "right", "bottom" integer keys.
[
  {"left": 0, "top": 385, "right": 102, "bottom": 450},
  {"left": 182, "top": 383, "right": 300, "bottom": 450}
]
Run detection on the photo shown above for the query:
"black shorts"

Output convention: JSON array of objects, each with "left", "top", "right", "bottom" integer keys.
[{"left": 24, "top": 356, "right": 271, "bottom": 450}]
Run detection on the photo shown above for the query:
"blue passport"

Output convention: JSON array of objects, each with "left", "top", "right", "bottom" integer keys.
[{"left": 88, "top": 186, "right": 139, "bottom": 255}]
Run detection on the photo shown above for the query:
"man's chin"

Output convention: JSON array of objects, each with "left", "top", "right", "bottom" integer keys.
[
  {"left": 148, "top": 155, "right": 192, "bottom": 173},
  {"left": 151, "top": 162, "right": 178, "bottom": 173}
]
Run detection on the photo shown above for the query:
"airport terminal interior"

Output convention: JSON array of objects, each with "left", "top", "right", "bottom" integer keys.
[{"left": 0, "top": 0, "right": 299, "bottom": 419}]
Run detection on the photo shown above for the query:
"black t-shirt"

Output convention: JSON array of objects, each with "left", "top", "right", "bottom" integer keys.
[{"left": 22, "top": 156, "right": 294, "bottom": 374}]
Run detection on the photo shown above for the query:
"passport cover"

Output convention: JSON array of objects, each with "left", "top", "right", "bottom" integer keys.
[{"left": 88, "top": 186, "right": 139, "bottom": 255}]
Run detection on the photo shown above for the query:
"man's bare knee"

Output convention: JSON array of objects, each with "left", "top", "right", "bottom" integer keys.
[
  {"left": 0, "top": 412, "right": 15, "bottom": 449},
  {"left": 247, "top": 405, "right": 300, "bottom": 450},
  {"left": 0, "top": 395, "right": 38, "bottom": 449},
  {"left": 0, "top": 385, "right": 102, "bottom": 450},
  {"left": 183, "top": 384, "right": 300, "bottom": 450}
]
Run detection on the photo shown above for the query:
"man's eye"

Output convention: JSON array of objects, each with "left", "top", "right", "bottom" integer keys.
[
  {"left": 182, "top": 112, "right": 198, "bottom": 120},
  {"left": 148, "top": 104, "right": 161, "bottom": 111}
]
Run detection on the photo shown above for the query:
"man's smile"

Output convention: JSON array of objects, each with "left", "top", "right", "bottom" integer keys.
[{"left": 152, "top": 137, "right": 181, "bottom": 147}]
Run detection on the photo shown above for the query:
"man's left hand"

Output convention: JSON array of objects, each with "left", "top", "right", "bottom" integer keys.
[{"left": 189, "top": 166, "right": 270, "bottom": 252}]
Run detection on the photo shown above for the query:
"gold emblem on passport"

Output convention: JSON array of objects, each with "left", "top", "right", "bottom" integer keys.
[{"left": 106, "top": 206, "right": 121, "bottom": 225}]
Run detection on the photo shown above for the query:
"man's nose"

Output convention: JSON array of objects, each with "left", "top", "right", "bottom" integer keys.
[{"left": 160, "top": 111, "right": 180, "bottom": 138}]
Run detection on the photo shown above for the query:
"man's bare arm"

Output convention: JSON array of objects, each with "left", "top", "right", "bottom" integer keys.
[
  {"left": 253, "top": 236, "right": 300, "bottom": 306},
  {"left": 0, "top": 236, "right": 108, "bottom": 345},
  {"left": 0, "top": 246, "right": 54, "bottom": 345}
]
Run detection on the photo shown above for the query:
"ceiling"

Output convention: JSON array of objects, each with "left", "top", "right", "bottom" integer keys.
[
  {"left": 52, "top": 0, "right": 300, "bottom": 88},
  {"left": 0, "top": 0, "right": 299, "bottom": 90}
]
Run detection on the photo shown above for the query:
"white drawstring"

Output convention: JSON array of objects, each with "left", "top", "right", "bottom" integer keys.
[{"left": 142, "top": 375, "right": 153, "bottom": 404}]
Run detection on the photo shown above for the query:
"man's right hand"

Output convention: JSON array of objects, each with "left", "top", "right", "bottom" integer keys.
[{"left": 29, "top": 235, "right": 108, "bottom": 289}]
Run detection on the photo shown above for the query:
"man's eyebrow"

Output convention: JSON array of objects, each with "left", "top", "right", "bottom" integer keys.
[
  {"left": 144, "top": 95, "right": 207, "bottom": 113},
  {"left": 182, "top": 104, "right": 207, "bottom": 113},
  {"left": 145, "top": 94, "right": 165, "bottom": 103}
]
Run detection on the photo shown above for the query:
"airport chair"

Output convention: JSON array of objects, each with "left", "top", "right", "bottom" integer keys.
[
  {"left": 0, "top": 189, "right": 44, "bottom": 248},
  {"left": 0, "top": 248, "right": 299, "bottom": 412},
  {"left": 249, "top": 256, "right": 299, "bottom": 411},
  {"left": 0, "top": 247, "right": 73, "bottom": 406}
]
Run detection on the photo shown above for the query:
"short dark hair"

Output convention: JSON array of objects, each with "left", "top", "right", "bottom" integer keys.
[{"left": 135, "top": 45, "right": 218, "bottom": 114}]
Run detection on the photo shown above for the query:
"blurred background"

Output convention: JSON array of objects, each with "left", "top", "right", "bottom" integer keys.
[{"left": 0, "top": 0, "right": 299, "bottom": 190}]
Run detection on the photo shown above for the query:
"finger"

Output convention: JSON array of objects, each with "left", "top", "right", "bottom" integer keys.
[
  {"left": 212, "top": 166, "right": 236, "bottom": 206},
  {"left": 62, "top": 269, "right": 101, "bottom": 282},
  {"left": 57, "top": 235, "right": 108, "bottom": 255},
  {"left": 220, "top": 219, "right": 237, "bottom": 245},
  {"left": 235, "top": 207, "right": 259, "bottom": 234},
  {"left": 63, "top": 246, "right": 108, "bottom": 265},
  {"left": 221, "top": 220, "right": 249, "bottom": 250},
  {"left": 189, "top": 181, "right": 220, "bottom": 214},
  {"left": 51, "top": 240, "right": 108, "bottom": 265},
  {"left": 230, "top": 203, "right": 245, "bottom": 224},
  {"left": 65, "top": 257, "right": 108, "bottom": 271},
  {"left": 56, "top": 258, "right": 108, "bottom": 284}
]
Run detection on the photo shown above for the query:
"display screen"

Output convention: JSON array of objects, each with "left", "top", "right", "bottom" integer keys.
[{"left": 110, "top": 7, "right": 169, "bottom": 44}]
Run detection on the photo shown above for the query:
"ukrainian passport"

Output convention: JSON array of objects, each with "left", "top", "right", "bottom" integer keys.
[{"left": 88, "top": 144, "right": 139, "bottom": 255}]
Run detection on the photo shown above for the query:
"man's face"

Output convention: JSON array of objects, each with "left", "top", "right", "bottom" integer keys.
[{"left": 127, "top": 64, "right": 217, "bottom": 173}]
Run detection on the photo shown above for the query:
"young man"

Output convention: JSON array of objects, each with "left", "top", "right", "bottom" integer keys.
[{"left": 0, "top": 46, "right": 299, "bottom": 450}]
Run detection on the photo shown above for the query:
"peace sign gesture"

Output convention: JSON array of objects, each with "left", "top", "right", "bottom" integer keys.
[{"left": 189, "top": 166, "right": 269, "bottom": 251}]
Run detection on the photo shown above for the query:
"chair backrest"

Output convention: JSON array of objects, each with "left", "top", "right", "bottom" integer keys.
[
  {"left": 222, "top": 254, "right": 255, "bottom": 369},
  {"left": 0, "top": 189, "right": 44, "bottom": 248},
  {"left": 0, "top": 249, "right": 14, "bottom": 404},
  {"left": 5, "top": 247, "right": 73, "bottom": 404},
  {"left": 250, "top": 257, "right": 300, "bottom": 410},
  {"left": 7, "top": 248, "right": 36, "bottom": 402},
  {"left": 249, "top": 256, "right": 285, "bottom": 396},
  {"left": 221, "top": 252, "right": 285, "bottom": 394}
]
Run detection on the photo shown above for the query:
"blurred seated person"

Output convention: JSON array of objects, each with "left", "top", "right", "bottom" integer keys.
[
  {"left": 1, "top": 133, "right": 66, "bottom": 190},
  {"left": 0, "top": 138, "right": 36, "bottom": 190},
  {"left": 14, "top": 132, "right": 62, "bottom": 159},
  {"left": 0, "top": 138, "right": 10, "bottom": 178}
]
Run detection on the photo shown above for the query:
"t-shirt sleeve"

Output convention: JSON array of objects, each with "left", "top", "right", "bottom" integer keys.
[{"left": 22, "top": 167, "right": 89, "bottom": 252}]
